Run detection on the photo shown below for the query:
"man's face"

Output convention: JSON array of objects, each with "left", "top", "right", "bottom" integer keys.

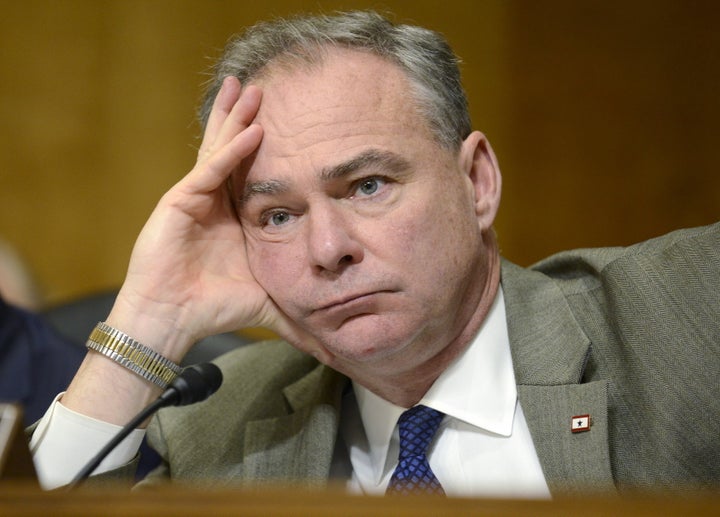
[{"left": 235, "top": 49, "right": 495, "bottom": 380}]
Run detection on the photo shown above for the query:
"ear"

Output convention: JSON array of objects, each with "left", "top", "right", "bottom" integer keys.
[{"left": 459, "top": 131, "right": 502, "bottom": 231}]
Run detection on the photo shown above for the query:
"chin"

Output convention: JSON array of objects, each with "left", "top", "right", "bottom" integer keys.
[{"left": 316, "top": 313, "right": 423, "bottom": 366}]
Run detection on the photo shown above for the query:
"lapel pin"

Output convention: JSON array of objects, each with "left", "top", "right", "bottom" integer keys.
[{"left": 571, "top": 414, "right": 591, "bottom": 433}]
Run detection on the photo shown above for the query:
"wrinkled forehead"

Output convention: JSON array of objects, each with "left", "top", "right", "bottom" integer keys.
[{"left": 248, "top": 48, "right": 435, "bottom": 154}]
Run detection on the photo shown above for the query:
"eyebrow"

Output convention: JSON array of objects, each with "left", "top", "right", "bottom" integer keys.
[
  {"left": 320, "top": 149, "right": 411, "bottom": 182},
  {"left": 241, "top": 149, "right": 411, "bottom": 203},
  {"left": 242, "top": 179, "right": 288, "bottom": 203}
]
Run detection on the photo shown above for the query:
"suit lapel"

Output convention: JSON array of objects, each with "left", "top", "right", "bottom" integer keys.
[
  {"left": 502, "top": 260, "right": 615, "bottom": 495},
  {"left": 242, "top": 362, "right": 347, "bottom": 486},
  {"left": 518, "top": 382, "right": 614, "bottom": 495}
]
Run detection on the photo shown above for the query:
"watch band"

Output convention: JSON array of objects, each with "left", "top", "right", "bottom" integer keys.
[{"left": 86, "top": 322, "right": 181, "bottom": 389}]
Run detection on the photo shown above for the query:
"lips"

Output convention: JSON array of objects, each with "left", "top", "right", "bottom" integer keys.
[
  {"left": 317, "top": 292, "right": 378, "bottom": 311},
  {"left": 313, "top": 290, "right": 392, "bottom": 325}
]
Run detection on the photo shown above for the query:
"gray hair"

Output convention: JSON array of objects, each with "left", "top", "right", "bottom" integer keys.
[{"left": 198, "top": 11, "right": 471, "bottom": 150}]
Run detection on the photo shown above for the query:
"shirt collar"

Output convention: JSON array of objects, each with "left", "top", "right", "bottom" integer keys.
[{"left": 351, "top": 287, "right": 517, "bottom": 484}]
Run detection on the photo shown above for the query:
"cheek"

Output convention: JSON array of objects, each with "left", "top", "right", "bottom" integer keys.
[
  {"left": 396, "top": 192, "right": 481, "bottom": 280},
  {"left": 400, "top": 191, "right": 473, "bottom": 247},
  {"left": 246, "top": 239, "right": 304, "bottom": 302}
]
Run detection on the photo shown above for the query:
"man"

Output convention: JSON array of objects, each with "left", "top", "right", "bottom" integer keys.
[{"left": 30, "top": 11, "right": 719, "bottom": 497}]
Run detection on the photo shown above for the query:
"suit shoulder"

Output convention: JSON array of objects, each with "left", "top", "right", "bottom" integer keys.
[{"left": 528, "top": 222, "right": 720, "bottom": 292}]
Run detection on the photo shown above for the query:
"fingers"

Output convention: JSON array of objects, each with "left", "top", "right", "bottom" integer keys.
[
  {"left": 198, "top": 77, "right": 262, "bottom": 164},
  {"left": 185, "top": 77, "right": 264, "bottom": 194},
  {"left": 186, "top": 124, "right": 263, "bottom": 194},
  {"left": 204, "top": 124, "right": 263, "bottom": 189},
  {"left": 213, "top": 84, "right": 262, "bottom": 155},
  {"left": 202, "top": 76, "right": 241, "bottom": 147}
]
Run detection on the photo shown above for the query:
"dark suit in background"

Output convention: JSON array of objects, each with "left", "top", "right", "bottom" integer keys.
[{"left": 0, "top": 296, "right": 84, "bottom": 425}]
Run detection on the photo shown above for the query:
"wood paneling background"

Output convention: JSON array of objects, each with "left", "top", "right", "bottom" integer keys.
[{"left": 1, "top": 0, "right": 718, "bottom": 306}]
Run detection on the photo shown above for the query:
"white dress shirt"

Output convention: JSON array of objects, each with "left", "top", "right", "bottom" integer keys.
[
  {"left": 341, "top": 289, "right": 551, "bottom": 498},
  {"left": 30, "top": 393, "right": 144, "bottom": 489}
]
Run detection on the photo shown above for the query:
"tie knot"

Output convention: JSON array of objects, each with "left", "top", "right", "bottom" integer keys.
[
  {"left": 387, "top": 405, "right": 446, "bottom": 495},
  {"left": 396, "top": 405, "right": 444, "bottom": 459}
]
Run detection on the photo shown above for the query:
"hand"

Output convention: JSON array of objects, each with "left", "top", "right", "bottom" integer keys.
[
  {"left": 109, "top": 77, "right": 313, "bottom": 361},
  {"left": 62, "top": 77, "right": 319, "bottom": 424}
]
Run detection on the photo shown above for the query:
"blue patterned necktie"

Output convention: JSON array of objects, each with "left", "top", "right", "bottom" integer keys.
[{"left": 386, "top": 404, "right": 446, "bottom": 495}]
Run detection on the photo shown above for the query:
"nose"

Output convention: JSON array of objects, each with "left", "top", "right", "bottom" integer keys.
[{"left": 306, "top": 203, "right": 364, "bottom": 273}]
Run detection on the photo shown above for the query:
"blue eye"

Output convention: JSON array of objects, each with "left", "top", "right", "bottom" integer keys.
[
  {"left": 357, "top": 178, "right": 381, "bottom": 196},
  {"left": 269, "top": 211, "right": 291, "bottom": 226}
]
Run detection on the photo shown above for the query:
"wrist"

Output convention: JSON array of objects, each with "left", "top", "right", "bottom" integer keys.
[
  {"left": 107, "top": 293, "right": 196, "bottom": 363},
  {"left": 86, "top": 322, "right": 182, "bottom": 389}
]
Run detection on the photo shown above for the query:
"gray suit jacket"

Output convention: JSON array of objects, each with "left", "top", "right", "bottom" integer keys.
[{"left": 140, "top": 223, "right": 720, "bottom": 495}]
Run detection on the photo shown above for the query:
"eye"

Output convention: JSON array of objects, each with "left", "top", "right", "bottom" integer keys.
[
  {"left": 355, "top": 177, "right": 385, "bottom": 197},
  {"left": 262, "top": 210, "right": 294, "bottom": 228}
]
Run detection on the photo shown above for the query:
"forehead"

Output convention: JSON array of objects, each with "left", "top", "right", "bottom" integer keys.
[
  {"left": 255, "top": 47, "right": 414, "bottom": 117},
  {"left": 246, "top": 48, "right": 436, "bottom": 170}
]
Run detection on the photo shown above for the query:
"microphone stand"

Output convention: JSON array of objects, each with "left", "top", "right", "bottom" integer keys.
[
  {"left": 66, "top": 362, "right": 222, "bottom": 490},
  {"left": 67, "top": 396, "right": 167, "bottom": 489}
]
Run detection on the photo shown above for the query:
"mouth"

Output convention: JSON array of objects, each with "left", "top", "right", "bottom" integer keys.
[
  {"left": 313, "top": 290, "right": 393, "bottom": 320},
  {"left": 317, "top": 291, "right": 378, "bottom": 310}
]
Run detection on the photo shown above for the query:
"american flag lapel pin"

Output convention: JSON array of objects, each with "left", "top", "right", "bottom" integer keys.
[{"left": 571, "top": 414, "right": 591, "bottom": 433}]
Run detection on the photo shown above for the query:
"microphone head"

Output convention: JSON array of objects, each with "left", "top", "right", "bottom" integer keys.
[{"left": 167, "top": 362, "right": 223, "bottom": 407}]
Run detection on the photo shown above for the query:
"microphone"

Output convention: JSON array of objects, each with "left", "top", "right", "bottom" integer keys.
[
  {"left": 67, "top": 362, "right": 223, "bottom": 489},
  {"left": 157, "top": 362, "right": 223, "bottom": 407}
]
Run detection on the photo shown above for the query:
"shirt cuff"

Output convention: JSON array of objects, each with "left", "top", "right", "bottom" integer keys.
[{"left": 29, "top": 393, "right": 145, "bottom": 490}]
